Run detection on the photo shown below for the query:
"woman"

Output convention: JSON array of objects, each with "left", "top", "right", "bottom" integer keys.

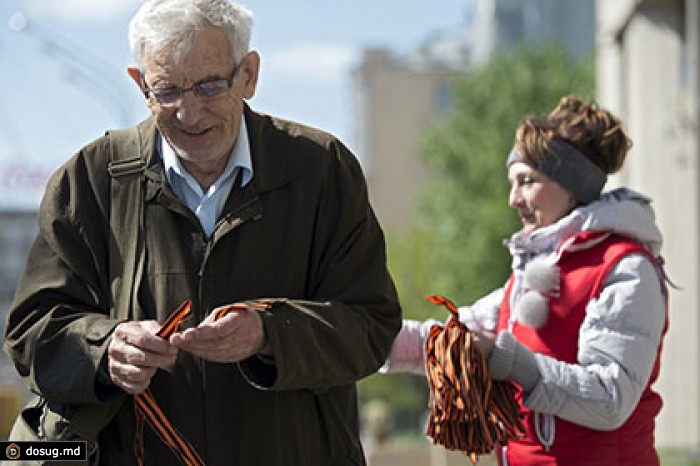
[{"left": 384, "top": 96, "right": 668, "bottom": 466}]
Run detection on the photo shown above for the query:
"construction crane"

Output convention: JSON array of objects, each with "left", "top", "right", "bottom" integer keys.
[{"left": 7, "top": 10, "right": 133, "bottom": 127}]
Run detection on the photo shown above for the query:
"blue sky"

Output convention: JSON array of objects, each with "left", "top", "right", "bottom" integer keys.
[{"left": 0, "top": 0, "right": 472, "bottom": 210}]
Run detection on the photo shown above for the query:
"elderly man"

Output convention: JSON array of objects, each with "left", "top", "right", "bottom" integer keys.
[{"left": 4, "top": 1, "right": 401, "bottom": 464}]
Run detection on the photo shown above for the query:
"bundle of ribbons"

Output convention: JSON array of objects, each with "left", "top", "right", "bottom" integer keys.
[{"left": 424, "top": 294, "right": 524, "bottom": 464}]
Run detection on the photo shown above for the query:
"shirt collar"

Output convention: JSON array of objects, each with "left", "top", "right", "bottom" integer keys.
[{"left": 161, "top": 118, "right": 253, "bottom": 189}]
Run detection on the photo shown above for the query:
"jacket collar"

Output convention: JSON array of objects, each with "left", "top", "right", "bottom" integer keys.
[
  {"left": 243, "top": 104, "right": 315, "bottom": 194},
  {"left": 138, "top": 106, "right": 312, "bottom": 199}
]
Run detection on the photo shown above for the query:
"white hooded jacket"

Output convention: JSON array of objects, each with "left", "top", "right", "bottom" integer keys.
[{"left": 384, "top": 188, "right": 667, "bottom": 437}]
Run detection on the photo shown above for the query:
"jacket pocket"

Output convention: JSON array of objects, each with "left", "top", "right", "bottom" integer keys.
[{"left": 7, "top": 397, "right": 99, "bottom": 466}]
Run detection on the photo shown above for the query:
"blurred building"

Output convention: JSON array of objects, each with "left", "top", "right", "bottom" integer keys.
[
  {"left": 353, "top": 49, "right": 458, "bottom": 233},
  {"left": 0, "top": 133, "right": 46, "bottom": 389},
  {"left": 469, "top": 0, "right": 595, "bottom": 67},
  {"left": 0, "top": 212, "right": 36, "bottom": 383},
  {"left": 0, "top": 208, "right": 37, "bottom": 436},
  {"left": 0, "top": 108, "right": 49, "bottom": 433},
  {"left": 354, "top": 0, "right": 595, "bottom": 234},
  {"left": 597, "top": 0, "right": 700, "bottom": 450}
]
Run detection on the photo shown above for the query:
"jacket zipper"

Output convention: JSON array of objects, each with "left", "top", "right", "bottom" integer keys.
[
  {"left": 195, "top": 197, "right": 262, "bottom": 461},
  {"left": 196, "top": 197, "right": 263, "bottom": 299}
]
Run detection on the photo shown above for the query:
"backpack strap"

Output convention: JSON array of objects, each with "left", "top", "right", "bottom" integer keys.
[
  {"left": 68, "top": 128, "right": 147, "bottom": 441},
  {"left": 107, "top": 127, "right": 147, "bottom": 322},
  {"left": 29, "top": 128, "right": 149, "bottom": 449}
]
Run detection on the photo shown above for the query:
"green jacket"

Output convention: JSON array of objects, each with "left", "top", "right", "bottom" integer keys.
[{"left": 4, "top": 108, "right": 401, "bottom": 465}]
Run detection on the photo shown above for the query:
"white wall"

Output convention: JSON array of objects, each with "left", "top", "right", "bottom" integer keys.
[{"left": 597, "top": 0, "right": 700, "bottom": 447}]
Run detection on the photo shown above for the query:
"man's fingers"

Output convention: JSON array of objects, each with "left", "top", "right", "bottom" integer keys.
[
  {"left": 170, "top": 308, "right": 265, "bottom": 362},
  {"left": 114, "top": 321, "right": 176, "bottom": 354},
  {"left": 108, "top": 320, "right": 178, "bottom": 393}
]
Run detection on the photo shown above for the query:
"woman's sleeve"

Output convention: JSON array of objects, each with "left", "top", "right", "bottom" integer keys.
[
  {"left": 521, "top": 253, "right": 666, "bottom": 430},
  {"left": 458, "top": 287, "right": 505, "bottom": 333},
  {"left": 380, "top": 319, "right": 440, "bottom": 374},
  {"left": 381, "top": 287, "right": 505, "bottom": 375}
]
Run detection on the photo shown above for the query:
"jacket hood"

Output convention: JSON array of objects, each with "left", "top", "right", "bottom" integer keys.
[{"left": 506, "top": 188, "right": 663, "bottom": 262}]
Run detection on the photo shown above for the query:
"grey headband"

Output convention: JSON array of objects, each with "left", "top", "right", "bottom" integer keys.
[{"left": 507, "top": 139, "right": 607, "bottom": 204}]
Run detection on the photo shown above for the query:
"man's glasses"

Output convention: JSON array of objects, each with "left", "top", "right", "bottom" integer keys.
[{"left": 142, "top": 65, "right": 240, "bottom": 108}]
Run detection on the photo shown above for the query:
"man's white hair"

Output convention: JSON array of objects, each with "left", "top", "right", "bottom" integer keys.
[{"left": 128, "top": 0, "right": 253, "bottom": 70}]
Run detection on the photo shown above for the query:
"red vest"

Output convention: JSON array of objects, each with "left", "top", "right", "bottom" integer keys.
[{"left": 496, "top": 232, "right": 668, "bottom": 466}]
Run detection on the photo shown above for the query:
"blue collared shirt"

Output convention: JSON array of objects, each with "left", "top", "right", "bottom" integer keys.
[{"left": 161, "top": 119, "right": 253, "bottom": 238}]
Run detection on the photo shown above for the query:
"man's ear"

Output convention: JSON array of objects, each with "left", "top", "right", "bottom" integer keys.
[
  {"left": 240, "top": 51, "right": 260, "bottom": 100},
  {"left": 127, "top": 66, "right": 144, "bottom": 90}
]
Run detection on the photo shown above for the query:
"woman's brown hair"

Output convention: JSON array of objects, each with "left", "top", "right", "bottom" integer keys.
[{"left": 514, "top": 96, "right": 632, "bottom": 175}]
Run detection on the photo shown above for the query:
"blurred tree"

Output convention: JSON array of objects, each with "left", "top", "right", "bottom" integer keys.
[
  {"left": 417, "top": 44, "right": 595, "bottom": 305},
  {"left": 359, "top": 44, "right": 594, "bottom": 440}
]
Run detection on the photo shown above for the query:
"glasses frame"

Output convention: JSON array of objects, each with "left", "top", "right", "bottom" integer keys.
[{"left": 142, "top": 64, "right": 241, "bottom": 108}]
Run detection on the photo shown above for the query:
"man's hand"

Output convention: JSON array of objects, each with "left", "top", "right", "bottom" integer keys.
[
  {"left": 107, "top": 320, "right": 178, "bottom": 395},
  {"left": 170, "top": 304, "right": 270, "bottom": 363}
]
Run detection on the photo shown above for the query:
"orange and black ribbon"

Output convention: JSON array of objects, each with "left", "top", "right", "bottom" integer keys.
[
  {"left": 133, "top": 300, "right": 205, "bottom": 466},
  {"left": 133, "top": 299, "right": 272, "bottom": 466},
  {"left": 424, "top": 294, "right": 524, "bottom": 464}
]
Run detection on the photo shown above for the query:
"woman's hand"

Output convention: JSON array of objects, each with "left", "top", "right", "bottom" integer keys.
[{"left": 472, "top": 331, "right": 496, "bottom": 359}]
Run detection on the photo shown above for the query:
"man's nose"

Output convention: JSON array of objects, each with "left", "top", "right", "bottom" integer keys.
[{"left": 175, "top": 91, "right": 205, "bottom": 124}]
